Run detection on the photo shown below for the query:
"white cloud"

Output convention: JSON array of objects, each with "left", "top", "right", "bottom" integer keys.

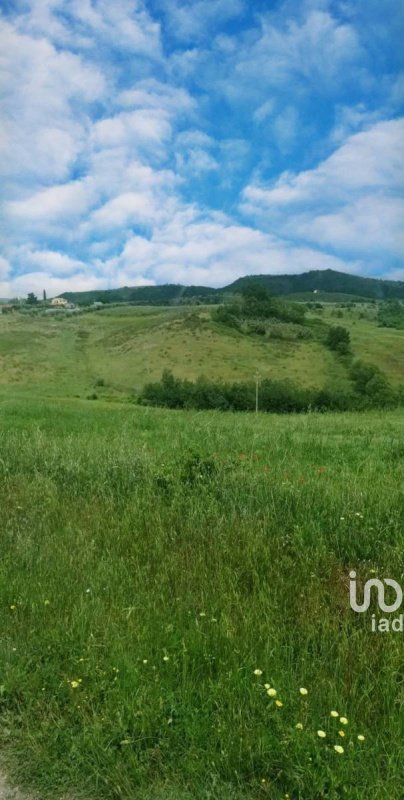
[
  {"left": 11, "top": 247, "right": 87, "bottom": 275},
  {"left": 160, "top": 0, "right": 245, "bottom": 43},
  {"left": 16, "top": 0, "right": 163, "bottom": 57},
  {"left": 242, "top": 118, "right": 404, "bottom": 258},
  {"left": 6, "top": 180, "right": 95, "bottom": 224},
  {"left": 102, "top": 210, "right": 361, "bottom": 289},
  {"left": 90, "top": 191, "right": 171, "bottom": 229},
  {"left": 92, "top": 110, "right": 172, "bottom": 150},
  {"left": 118, "top": 79, "right": 195, "bottom": 115},
  {"left": 0, "top": 20, "right": 104, "bottom": 189}
]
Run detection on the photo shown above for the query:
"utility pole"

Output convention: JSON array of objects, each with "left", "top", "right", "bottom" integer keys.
[{"left": 255, "top": 372, "right": 260, "bottom": 413}]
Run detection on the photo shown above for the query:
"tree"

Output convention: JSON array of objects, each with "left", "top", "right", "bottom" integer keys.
[
  {"left": 326, "top": 325, "right": 350, "bottom": 354},
  {"left": 26, "top": 292, "right": 38, "bottom": 305}
]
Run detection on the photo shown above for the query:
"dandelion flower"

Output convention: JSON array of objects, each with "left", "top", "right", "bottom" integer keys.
[
  {"left": 70, "top": 680, "right": 80, "bottom": 689},
  {"left": 357, "top": 734, "right": 365, "bottom": 742},
  {"left": 330, "top": 710, "right": 339, "bottom": 717},
  {"left": 295, "top": 722, "right": 303, "bottom": 730},
  {"left": 267, "top": 688, "right": 277, "bottom": 697},
  {"left": 254, "top": 669, "right": 263, "bottom": 676},
  {"left": 299, "top": 687, "right": 308, "bottom": 696},
  {"left": 317, "top": 730, "right": 326, "bottom": 738},
  {"left": 275, "top": 700, "right": 283, "bottom": 708},
  {"left": 163, "top": 655, "right": 170, "bottom": 662},
  {"left": 264, "top": 683, "right": 270, "bottom": 689},
  {"left": 10, "top": 605, "right": 16, "bottom": 611},
  {"left": 142, "top": 659, "right": 148, "bottom": 664},
  {"left": 339, "top": 717, "right": 348, "bottom": 725},
  {"left": 334, "top": 745, "right": 344, "bottom": 754},
  {"left": 338, "top": 730, "right": 345, "bottom": 737}
]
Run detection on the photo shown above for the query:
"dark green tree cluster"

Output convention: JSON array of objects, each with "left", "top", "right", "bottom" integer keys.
[
  {"left": 214, "top": 283, "right": 306, "bottom": 330},
  {"left": 378, "top": 300, "right": 404, "bottom": 329},
  {"left": 326, "top": 325, "right": 351, "bottom": 354},
  {"left": 139, "top": 365, "right": 402, "bottom": 414}
]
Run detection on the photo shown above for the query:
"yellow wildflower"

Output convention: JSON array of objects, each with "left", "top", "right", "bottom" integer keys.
[
  {"left": 330, "top": 710, "right": 339, "bottom": 717},
  {"left": 295, "top": 722, "right": 303, "bottom": 730},
  {"left": 338, "top": 730, "right": 345, "bottom": 737},
  {"left": 334, "top": 745, "right": 344, "bottom": 754},
  {"left": 339, "top": 717, "right": 348, "bottom": 725},
  {"left": 317, "top": 730, "right": 326, "bottom": 738},
  {"left": 275, "top": 700, "right": 283, "bottom": 708},
  {"left": 299, "top": 687, "right": 308, "bottom": 696},
  {"left": 253, "top": 669, "right": 263, "bottom": 676},
  {"left": 267, "top": 688, "right": 277, "bottom": 697},
  {"left": 357, "top": 734, "right": 365, "bottom": 742}
]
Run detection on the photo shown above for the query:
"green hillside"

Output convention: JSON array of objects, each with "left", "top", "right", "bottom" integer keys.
[
  {"left": 226, "top": 269, "right": 404, "bottom": 300},
  {"left": 0, "top": 302, "right": 403, "bottom": 404}
]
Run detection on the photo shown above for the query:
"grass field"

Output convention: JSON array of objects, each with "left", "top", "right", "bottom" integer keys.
[{"left": 1, "top": 395, "right": 403, "bottom": 799}]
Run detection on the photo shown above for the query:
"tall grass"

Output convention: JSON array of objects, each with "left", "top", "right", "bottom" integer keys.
[{"left": 0, "top": 400, "right": 403, "bottom": 799}]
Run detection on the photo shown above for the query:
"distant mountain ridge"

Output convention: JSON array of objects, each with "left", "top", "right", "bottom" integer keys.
[{"left": 60, "top": 269, "right": 404, "bottom": 304}]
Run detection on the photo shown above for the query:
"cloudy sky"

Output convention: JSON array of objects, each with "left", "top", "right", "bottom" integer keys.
[{"left": 1, "top": 0, "right": 403, "bottom": 297}]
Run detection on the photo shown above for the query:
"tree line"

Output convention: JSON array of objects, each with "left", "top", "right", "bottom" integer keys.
[{"left": 139, "top": 362, "right": 403, "bottom": 414}]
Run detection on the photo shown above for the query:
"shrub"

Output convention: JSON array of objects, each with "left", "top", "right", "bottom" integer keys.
[
  {"left": 140, "top": 369, "right": 403, "bottom": 414},
  {"left": 326, "top": 325, "right": 351, "bottom": 354}
]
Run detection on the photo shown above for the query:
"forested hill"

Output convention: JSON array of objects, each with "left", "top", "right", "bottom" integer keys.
[{"left": 60, "top": 268, "right": 404, "bottom": 305}]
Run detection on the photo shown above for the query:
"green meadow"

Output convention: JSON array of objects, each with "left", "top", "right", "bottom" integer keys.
[{"left": 0, "top": 304, "right": 403, "bottom": 799}]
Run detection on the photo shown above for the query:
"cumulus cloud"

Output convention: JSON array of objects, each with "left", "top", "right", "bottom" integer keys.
[
  {"left": 157, "top": 0, "right": 245, "bottom": 43},
  {"left": 242, "top": 118, "right": 404, "bottom": 258},
  {"left": 0, "top": 20, "right": 104, "bottom": 191}
]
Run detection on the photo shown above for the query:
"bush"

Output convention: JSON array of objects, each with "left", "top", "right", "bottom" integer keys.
[
  {"left": 326, "top": 325, "right": 351, "bottom": 354},
  {"left": 140, "top": 368, "right": 403, "bottom": 414},
  {"left": 349, "top": 360, "right": 396, "bottom": 407}
]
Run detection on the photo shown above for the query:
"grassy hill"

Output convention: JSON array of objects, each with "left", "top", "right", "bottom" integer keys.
[
  {"left": 1, "top": 302, "right": 403, "bottom": 404},
  {"left": 59, "top": 269, "right": 404, "bottom": 305}
]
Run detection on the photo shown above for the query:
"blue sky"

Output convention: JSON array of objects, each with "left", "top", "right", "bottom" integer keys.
[{"left": 1, "top": 0, "right": 403, "bottom": 296}]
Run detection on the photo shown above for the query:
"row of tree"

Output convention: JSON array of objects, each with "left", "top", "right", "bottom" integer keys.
[{"left": 139, "top": 362, "right": 402, "bottom": 414}]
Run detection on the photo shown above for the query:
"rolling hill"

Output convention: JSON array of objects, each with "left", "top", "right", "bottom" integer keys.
[
  {"left": 60, "top": 268, "right": 404, "bottom": 305},
  {"left": 1, "top": 301, "right": 403, "bottom": 404}
]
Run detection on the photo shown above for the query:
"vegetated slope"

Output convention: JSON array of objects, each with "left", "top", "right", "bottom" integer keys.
[
  {"left": 226, "top": 268, "right": 404, "bottom": 300},
  {"left": 0, "top": 303, "right": 403, "bottom": 402},
  {"left": 0, "top": 399, "right": 403, "bottom": 799},
  {"left": 59, "top": 268, "right": 404, "bottom": 305}
]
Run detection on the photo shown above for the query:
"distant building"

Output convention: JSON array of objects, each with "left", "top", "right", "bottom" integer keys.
[{"left": 51, "top": 297, "right": 69, "bottom": 307}]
